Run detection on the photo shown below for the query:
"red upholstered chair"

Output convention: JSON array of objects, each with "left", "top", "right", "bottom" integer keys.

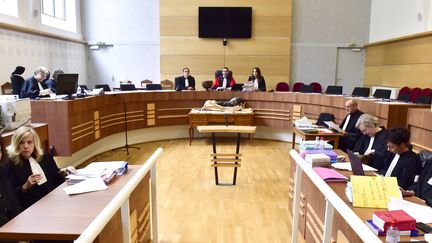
[
  {"left": 420, "top": 88, "right": 432, "bottom": 96},
  {"left": 310, "top": 82, "right": 322, "bottom": 93},
  {"left": 416, "top": 88, "right": 432, "bottom": 104},
  {"left": 292, "top": 82, "right": 304, "bottom": 92},
  {"left": 409, "top": 87, "right": 422, "bottom": 102},
  {"left": 397, "top": 86, "right": 411, "bottom": 101},
  {"left": 275, "top": 82, "right": 289, "bottom": 91}
]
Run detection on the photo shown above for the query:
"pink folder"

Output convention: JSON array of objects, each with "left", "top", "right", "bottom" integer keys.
[{"left": 312, "top": 167, "right": 348, "bottom": 182}]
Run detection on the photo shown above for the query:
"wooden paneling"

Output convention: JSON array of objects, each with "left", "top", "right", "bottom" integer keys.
[
  {"left": 160, "top": 0, "right": 292, "bottom": 85},
  {"left": 407, "top": 108, "right": 432, "bottom": 152},
  {"left": 364, "top": 32, "right": 432, "bottom": 88},
  {"left": 364, "top": 64, "right": 432, "bottom": 88}
]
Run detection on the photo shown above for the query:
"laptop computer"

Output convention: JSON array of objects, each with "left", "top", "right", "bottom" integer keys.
[
  {"left": 120, "top": 84, "right": 136, "bottom": 91},
  {"left": 347, "top": 150, "right": 365, "bottom": 176},
  {"left": 231, "top": 84, "right": 244, "bottom": 91},
  {"left": 146, "top": 84, "right": 162, "bottom": 90}
]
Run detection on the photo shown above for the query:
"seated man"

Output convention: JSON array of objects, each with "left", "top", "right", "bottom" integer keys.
[
  {"left": 339, "top": 99, "right": 363, "bottom": 152},
  {"left": 380, "top": 127, "right": 422, "bottom": 190},
  {"left": 210, "top": 67, "right": 236, "bottom": 90},
  {"left": 21, "top": 66, "right": 52, "bottom": 99},
  {"left": 174, "top": 67, "right": 195, "bottom": 90}
]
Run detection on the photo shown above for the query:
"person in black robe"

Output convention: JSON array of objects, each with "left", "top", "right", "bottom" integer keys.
[
  {"left": 380, "top": 127, "right": 421, "bottom": 190},
  {"left": 338, "top": 99, "right": 363, "bottom": 152},
  {"left": 353, "top": 114, "right": 389, "bottom": 171}
]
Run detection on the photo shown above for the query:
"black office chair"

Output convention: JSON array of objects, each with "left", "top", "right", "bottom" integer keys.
[
  {"left": 352, "top": 87, "right": 370, "bottom": 97},
  {"left": 325, "top": 85, "right": 343, "bottom": 95},
  {"left": 299, "top": 84, "right": 314, "bottom": 93},
  {"left": 146, "top": 84, "right": 162, "bottom": 90},
  {"left": 373, "top": 89, "right": 391, "bottom": 99},
  {"left": 95, "top": 84, "right": 111, "bottom": 91},
  {"left": 120, "top": 84, "right": 136, "bottom": 91},
  {"left": 316, "top": 113, "right": 335, "bottom": 127}
]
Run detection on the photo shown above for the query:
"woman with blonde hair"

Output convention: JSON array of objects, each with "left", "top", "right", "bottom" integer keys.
[
  {"left": 6, "top": 126, "right": 66, "bottom": 209},
  {"left": 352, "top": 114, "right": 389, "bottom": 171}
]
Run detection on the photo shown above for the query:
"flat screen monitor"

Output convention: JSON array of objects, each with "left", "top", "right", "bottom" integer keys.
[
  {"left": 56, "top": 74, "right": 78, "bottom": 99},
  {"left": 199, "top": 7, "right": 252, "bottom": 38}
]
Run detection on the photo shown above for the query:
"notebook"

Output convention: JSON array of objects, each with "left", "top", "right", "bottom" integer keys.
[{"left": 313, "top": 167, "right": 348, "bottom": 182}]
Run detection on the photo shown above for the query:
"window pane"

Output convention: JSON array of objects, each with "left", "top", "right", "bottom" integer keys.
[
  {"left": 42, "top": 0, "right": 54, "bottom": 16},
  {"left": 0, "top": 0, "right": 19, "bottom": 17},
  {"left": 54, "top": 0, "right": 65, "bottom": 20}
]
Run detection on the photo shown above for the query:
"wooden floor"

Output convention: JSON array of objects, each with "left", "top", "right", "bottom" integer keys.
[{"left": 87, "top": 137, "right": 304, "bottom": 243}]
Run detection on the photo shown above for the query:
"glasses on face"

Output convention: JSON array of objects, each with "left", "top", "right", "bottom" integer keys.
[{"left": 184, "top": 70, "right": 189, "bottom": 73}]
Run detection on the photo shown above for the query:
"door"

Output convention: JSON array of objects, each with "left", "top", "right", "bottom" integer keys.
[{"left": 335, "top": 48, "right": 365, "bottom": 95}]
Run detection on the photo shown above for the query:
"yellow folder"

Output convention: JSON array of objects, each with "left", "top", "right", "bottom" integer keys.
[{"left": 351, "top": 175, "right": 402, "bottom": 209}]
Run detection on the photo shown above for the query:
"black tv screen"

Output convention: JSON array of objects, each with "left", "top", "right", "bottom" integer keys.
[{"left": 199, "top": 7, "right": 252, "bottom": 38}]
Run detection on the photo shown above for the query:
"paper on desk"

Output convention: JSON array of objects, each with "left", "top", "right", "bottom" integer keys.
[
  {"left": 388, "top": 197, "right": 432, "bottom": 223},
  {"left": 294, "top": 116, "right": 318, "bottom": 129},
  {"left": 63, "top": 177, "right": 108, "bottom": 195},
  {"left": 324, "top": 121, "right": 344, "bottom": 133},
  {"left": 85, "top": 161, "right": 127, "bottom": 171},
  {"left": 331, "top": 162, "right": 378, "bottom": 172}
]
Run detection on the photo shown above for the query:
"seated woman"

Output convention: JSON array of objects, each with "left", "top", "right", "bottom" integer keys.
[
  {"left": 380, "top": 127, "right": 421, "bottom": 190},
  {"left": 247, "top": 67, "right": 266, "bottom": 91},
  {"left": 5, "top": 127, "right": 70, "bottom": 210},
  {"left": 353, "top": 114, "right": 389, "bottom": 171}
]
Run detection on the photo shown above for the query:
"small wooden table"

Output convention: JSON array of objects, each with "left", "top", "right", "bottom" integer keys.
[
  {"left": 291, "top": 126, "right": 344, "bottom": 149},
  {"left": 189, "top": 109, "right": 254, "bottom": 145},
  {"left": 197, "top": 125, "right": 256, "bottom": 185}
]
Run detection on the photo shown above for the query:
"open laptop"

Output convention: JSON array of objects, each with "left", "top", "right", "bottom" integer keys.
[
  {"left": 231, "top": 84, "right": 244, "bottom": 91},
  {"left": 347, "top": 150, "right": 365, "bottom": 176}
]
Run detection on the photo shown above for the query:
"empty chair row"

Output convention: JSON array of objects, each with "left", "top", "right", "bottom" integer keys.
[{"left": 397, "top": 86, "right": 431, "bottom": 104}]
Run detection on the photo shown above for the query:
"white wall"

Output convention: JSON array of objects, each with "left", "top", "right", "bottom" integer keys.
[
  {"left": 0, "top": 1, "right": 86, "bottom": 86},
  {"left": 370, "top": 0, "right": 432, "bottom": 42},
  {"left": 82, "top": 0, "right": 160, "bottom": 89},
  {"left": 291, "top": 0, "right": 371, "bottom": 89}
]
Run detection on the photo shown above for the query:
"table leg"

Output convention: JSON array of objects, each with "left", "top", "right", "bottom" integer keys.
[
  {"left": 292, "top": 131, "right": 296, "bottom": 149},
  {"left": 189, "top": 126, "right": 192, "bottom": 145},
  {"left": 334, "top": 137, "right": 339, "bottom": 149},
  {"left": 212, "top": 132, "right": 218, "bottom": 185},
  {"left": 233, "top": 133, "right": 241, "bottom": 185}
]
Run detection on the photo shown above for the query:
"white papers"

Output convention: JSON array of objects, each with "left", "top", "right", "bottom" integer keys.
[
  {"left": 63, "top": 178, "right": 108, "bottom": 195},
  {"left": 331, "top": 162, "right": 378, "bottom": 172},
  {"left": 324, "top": 121, "right": 344, "bottom": 133},
  {"left": 428, "top": 177, "right": 432, "bottom": 186},
  {"left": 294, "top": 116, "right": 317, "bottom": 129},
  {"left": 387, "top": 197, "right": 432, "bottom": 223}
]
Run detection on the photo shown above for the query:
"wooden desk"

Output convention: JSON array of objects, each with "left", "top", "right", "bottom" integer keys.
[
  {"left": 288, "top": 150, "right": 431, "bottom": 242},
  {"left": 407, "top": 108, "right": 432, "bottom": 153},
  {"left": 291, "top": 126, "right": 344, "bottom": 149},
  {"left": 29, "top": 92, "right": 426, "bottom": 156},
  {"left": 197, "top": 125, "right": 256, "bottom": 185},
  {"left": 0, "top": 166, "right": 151, "bottom": 242},
  {"left": 1, "top": 123, "right": 48, "bottom": 155},
  {"left": 189, "top": 110, "right": 254, "bottom": 144}
]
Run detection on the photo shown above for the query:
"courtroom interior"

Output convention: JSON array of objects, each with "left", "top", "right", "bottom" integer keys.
[{"left": 0, "top": 0, "right": 431, "bottom": 242}]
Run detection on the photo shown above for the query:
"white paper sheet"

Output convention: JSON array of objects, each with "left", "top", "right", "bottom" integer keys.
[
  {"left": 324, "top": 121, "right": 344, "bottom": 133},
  {"left": 63, "top": 178, "right": 108, "bottom": 195},
  {"left": 331, "top": 162, "right": 378, "bottom": 172},
  {"left": 387, "top": 197, "right": 432, "bottom": 223}
]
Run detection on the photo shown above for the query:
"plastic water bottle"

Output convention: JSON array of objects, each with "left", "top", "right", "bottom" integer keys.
[
  {"left": 319, "top": 137, "right": 324, "bottom": 150},
  {"left": 315, "top": 136, "right": 320, "bottom": 149},
  {"left": 76, "top": 85, "right": 82, "bottom": 94},
  {"left": 386, "top": 220, "right": 400, "bottom": 243}
]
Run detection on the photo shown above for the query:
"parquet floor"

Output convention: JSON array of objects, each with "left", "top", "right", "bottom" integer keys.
[{"left": 85, "top": 138, "right": 303, "bottom": 243}]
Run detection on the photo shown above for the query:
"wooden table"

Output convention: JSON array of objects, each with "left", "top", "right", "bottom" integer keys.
[
  {"left": 291, "top": 126, "right": 344, "bottom": 149},
  {"left": 0, "top": 165, "right": 151, "bottom": 242},
  {"left": 288, "top": 150, "right": 432, "bottom": 242},
  {"left": 197, "top": 125, "right": 256, "bottom": 185},
  {"left": 189, "top": 110, "right": 254, "bottom": 144}
]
